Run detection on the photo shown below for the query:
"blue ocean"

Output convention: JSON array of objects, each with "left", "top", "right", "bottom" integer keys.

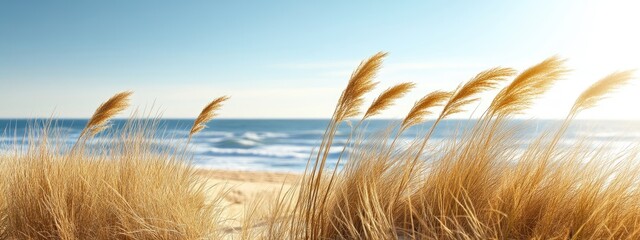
[{"left": 1, "top": 119, "right": 639, "bottom": 173}]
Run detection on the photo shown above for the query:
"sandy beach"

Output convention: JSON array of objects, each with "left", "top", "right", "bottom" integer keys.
[{"left": 196, "top": 169, "right": 300, "bottom": 229}]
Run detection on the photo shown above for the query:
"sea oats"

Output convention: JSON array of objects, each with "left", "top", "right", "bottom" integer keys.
[
  {"left": 490, "top": 57, "right": 567, "bottom": 116},
  {"left": 190, "top": 96, "right": 229, "bottom": 137},
  {"left": 364, "top": 82, "right": 415, "bottom": 119},
  {"left": 336, "top": 52, "right": 387, "bottom": 121},
  {"left": 442, "top": 67, "right": 516, "bottom": 118},
  {"left": 80, "top": 91, "right": 132, "bottom": 138},
  {"left": 571, "top": 70, "right": 635, "bottom": 115},
  {"left": 401, "top": 90, "right": 451, "bottom": 130}
]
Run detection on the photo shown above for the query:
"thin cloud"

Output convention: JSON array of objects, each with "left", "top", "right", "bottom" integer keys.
[
  {"left": 270, "top": 61, "right": 358, "bottom": 70},
  {"left": 273, "top": 60, "right": 479, "bottom": 71},
  {"left": 385, "top": 62, "right": 481, "bottom": 72}
]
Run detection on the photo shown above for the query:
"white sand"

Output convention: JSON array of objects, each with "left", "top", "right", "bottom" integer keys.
[{"left": 196, "top": 169, "right": 299, "bottom": 229}]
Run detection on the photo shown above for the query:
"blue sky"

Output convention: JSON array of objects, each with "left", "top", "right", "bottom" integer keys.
[{"left": 1, "top": 0, "right": 638, "bottom": 119}]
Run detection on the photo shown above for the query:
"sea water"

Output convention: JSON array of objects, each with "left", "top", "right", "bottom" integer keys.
[{"left": 1, "top": 119, "right": 639, "bottom": 172}]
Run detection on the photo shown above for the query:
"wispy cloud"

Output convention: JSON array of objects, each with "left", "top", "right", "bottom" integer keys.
[
  {"left": 385, "top": 62, "right": 481, "bottom": 72},
  {"left": 270, "top": 60, "right": 482, "bottom": 82},
  {"left": 270, "top": 61, "right": 358, "bottom": 70},
  {"left": 272, "top": 60, "right": 480, "bottom": 72}
]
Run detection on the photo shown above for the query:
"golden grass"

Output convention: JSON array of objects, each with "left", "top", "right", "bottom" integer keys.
[
  {"left": 0, "top": 52, "right": 638, "bottom": 239},
  {"left": 336, "top": 51, "right": 386, "bottom": 121},
  {"left": 442, "top": 67, "right": 515, "bottom": 118},
  {"left": 257, "top": 54, "right": 639, "bottom": 239},
  {"left": 80, "top": 91, "right": 133, "bottom": 138},
  {"left": 490, "top": 56, "right": 568, "bottom": 117},
  {"left": 401, "top": 90, "right": 450, "bottom": 131},
  {"left": 364, "top": 82, "right": 415, "bottom": 119},
  {"left": 190, "top": 96, "right": 230, "bottom": 137},
  {"left": 0, "top": 95, "right": 228, "bottom": 239},
  {"left": 571, "top": 70, "right": 635, "bottom": 115}
]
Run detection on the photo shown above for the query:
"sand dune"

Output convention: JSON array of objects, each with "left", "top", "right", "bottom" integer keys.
[{"left": 196, "top": 169, "right": 299, "bottom": 228}]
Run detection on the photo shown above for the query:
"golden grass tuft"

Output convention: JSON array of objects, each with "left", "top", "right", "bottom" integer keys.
[
  {"left": 442, "top": 67, "right": 516, "bottom": 118},
  {"left": 364, "top": 82, "right": 415, "bottom": 119},
  {"left": 401, "top": 90, "right": 451, "bottom": 130},
  {"left": 490, "top": 56, "right": 568, "bottom": 116},
  {"left": 336, "top": 52, "right": 387, "bottom": 121},
  {"left": 1, "top": 52, "right": 639, "bottom": 239},
  {"left": 190, "top": 96, "right": 230, "bottom": 137},
  {"left": 258, "top": 53, "right": 639, "bottom": 239},
  {"left": 80, "top": 91, "right": 132, "bottom": 138},
  {"left": 299, "top": 52, "right": 389, "bottom": 239},
  {"left": 0, "top": 94, "right": 225, "bottom": 239},
  {"left": 571, "top": 70, "right": 635, "bottom": 115}
]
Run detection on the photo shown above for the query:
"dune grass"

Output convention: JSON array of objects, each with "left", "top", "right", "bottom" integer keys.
[
  {"left": 0, "top": 94, "right": 228, "bottom": 239},
  {"left": 255, "top": 53, "right": 639, "bottom": 239},
  {"left": 0, "top": 52, "right": 638, "bottom": 239}
]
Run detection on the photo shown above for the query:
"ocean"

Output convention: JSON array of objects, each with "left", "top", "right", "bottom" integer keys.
[{"left": 1, "top": 119, "right": 639, "bottom": 173}]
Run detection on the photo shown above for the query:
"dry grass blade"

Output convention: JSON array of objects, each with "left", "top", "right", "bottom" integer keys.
[
  {"left": 364, "top": 82, "right": 415, "bottom": 119},
  {"left": 490, "top": 57, "right": 567, "bottom": 116},
  {"left": 442, "top": 67, "right": 516, "bottom": 118},
  {"left": 336, "top": 52, "right": 387, "bottom": 121},
  {"left": 571, "top": 70, "right": 635, "bottom": 115},
  {"left": 190, "top": 96, "right": 229, "bottom": 137},
  {"left": 1, "top": 118, "right": 221, "bottom": 239},
  {"left": 80, "top": 91, "right": 132, "bottom": 138},
  {"left": 402, "top": 90, "right": 451, "bottom": 129},
  {"left": 4, "top": 55, "right": 640, "bottom": 239}
]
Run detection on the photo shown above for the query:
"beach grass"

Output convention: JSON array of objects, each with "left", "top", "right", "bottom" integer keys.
[
  {"left": 258, "top": 53, "right": 638, "bottom": 239},
  {"left": 0, "top": 95, "right": 228, "bottom": 239},
  {"left": 0, "top": 53, "right": 638, "bottom": 239}
]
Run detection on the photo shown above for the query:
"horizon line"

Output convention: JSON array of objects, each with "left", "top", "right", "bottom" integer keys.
[{"left": 1, "top": 117, "right": 639, "bottom": 121}]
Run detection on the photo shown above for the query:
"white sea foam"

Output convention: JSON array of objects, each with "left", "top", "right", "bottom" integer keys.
[
  {"left": 2, "top": 119, "right": 640, "bottom": 173},
  {"left": 200, "top": 147, "right": 309, "bottom": 159},
  {"left": 195, "top": 131, "right": 235, "bottom": 138},
  {"left": 193, "top": 155, "right": 339, "bottom": 172}
]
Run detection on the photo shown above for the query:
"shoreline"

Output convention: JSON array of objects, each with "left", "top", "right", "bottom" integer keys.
[
  {"left": 195, "top": 169, "right": 300, "bottom": 228},
  {"left": 195, "top": 169, "right": 300, "bottom": 184}
]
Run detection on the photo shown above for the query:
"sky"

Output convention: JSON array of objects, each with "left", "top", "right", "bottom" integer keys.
[{"left": 1, "top": 0, "right": 639, "bottom": 119}]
